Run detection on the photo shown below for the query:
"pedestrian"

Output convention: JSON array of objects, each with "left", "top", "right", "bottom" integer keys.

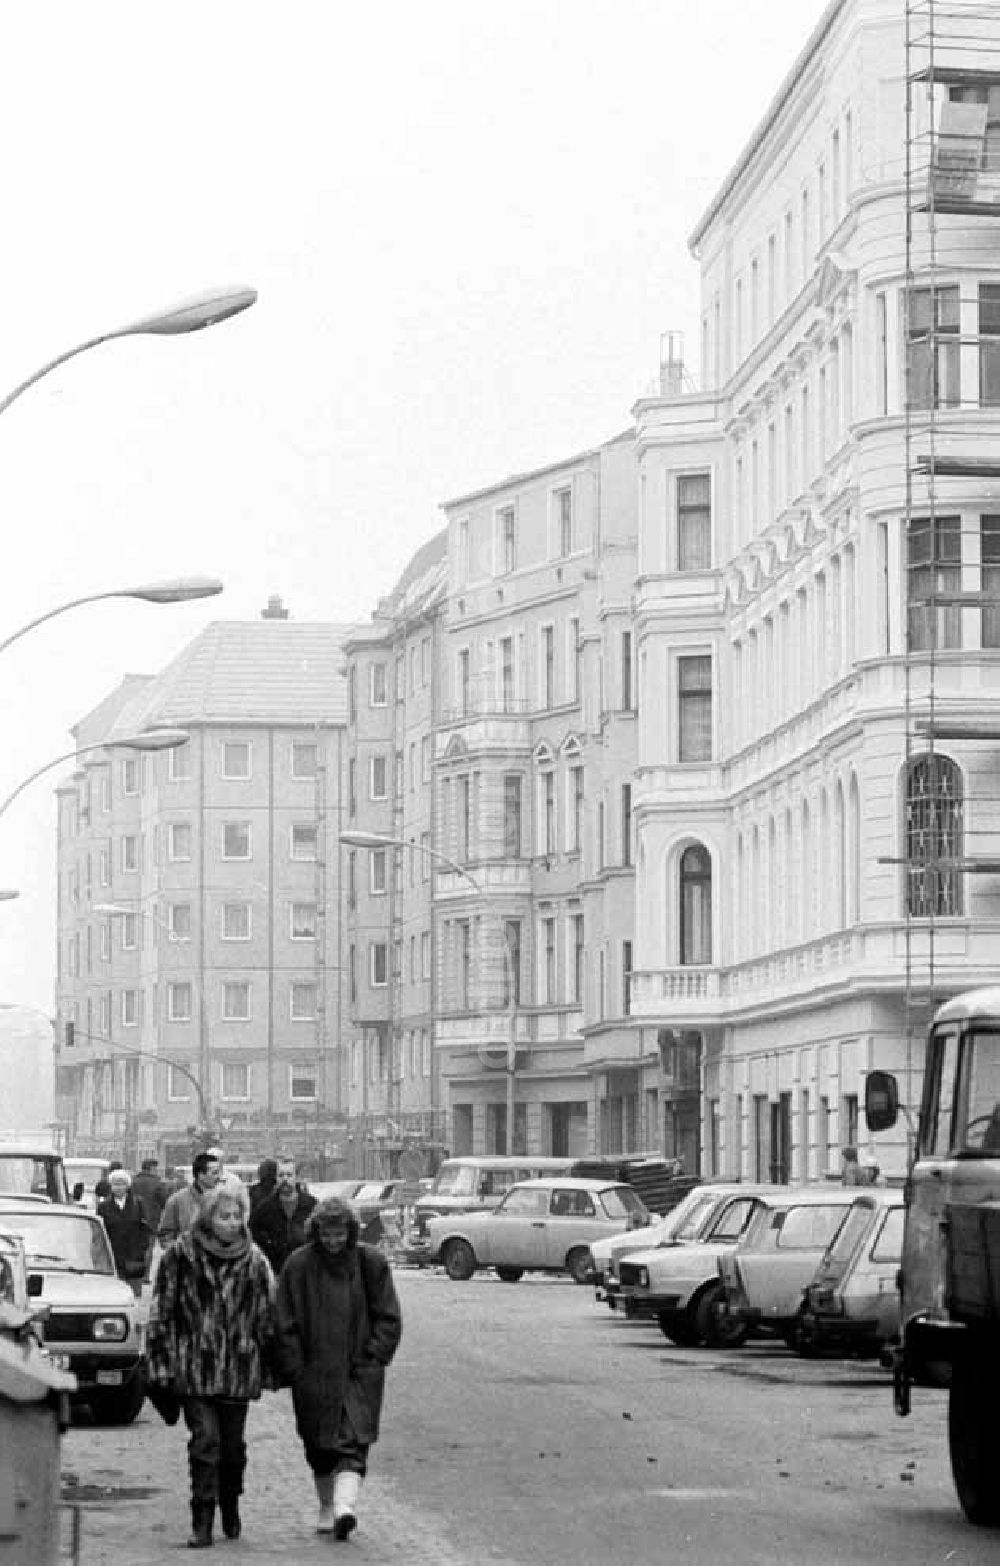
[
  {"left": 147, "top": 1181, "right": 276, "bottom": 1548},
  {"left": 275, "top": 1194, "right": 402, "bottom": 1540},
  {"left": 97, "top": 1170, "right": 154, "bottom": 1293},
  {"left": 158, "top": 1150, "right": 223, "bottom": 1243},
  {"left": 132, "top": 1157, "right": 169, "bottom": 1230},
  {"left": 251, "top": 1157, "right": 316, "bottom": 1273},
  {"left": 249, "top": 1156, "right": 278, "bottom": 1215},
  {"left": 94, "top": 1158, "right": 123, "bottom": 1204}
]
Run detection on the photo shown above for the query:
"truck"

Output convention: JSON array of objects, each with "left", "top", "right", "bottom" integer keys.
[{"left": 865, "top": 986, "right": 1000, "bottom": 1527}]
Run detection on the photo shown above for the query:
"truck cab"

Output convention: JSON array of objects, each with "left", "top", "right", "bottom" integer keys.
[{"left": 866, "top": 985, "right": 1000, "bottom": 1527}]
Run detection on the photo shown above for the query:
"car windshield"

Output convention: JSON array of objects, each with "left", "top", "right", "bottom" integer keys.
[
  {"left": 0, "top": 1210, "right": 115, "bottom": 1274},
  {"left": 957, "top": 1026, "right": 1000, "bottom": 1155},
  {"left": 0, "top": 1155, "right": 68, "bottom": 1203},
  {"left": 600, "top": 1186, "right": 647, "bottom": 1219},
  {"left": 431, "top": 1165, "right": 478, "bottom": 1197},
  {"left": 672, "top": 1192, "right": 722, "bottom": 1241},
  {"left": 707, "top": 1197, "right": 760, "bottom": 1243}
]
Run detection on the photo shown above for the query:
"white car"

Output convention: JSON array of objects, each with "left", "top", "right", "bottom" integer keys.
[
  {"left": 594, "top": 1183, "right": 757, "bottom": 1308},
  {"left": 615, "top": 1184, "right": 784, "bottom": 1346},
  {"left": 427, "top": 1177, "right": 651, "bottom": 1284}
]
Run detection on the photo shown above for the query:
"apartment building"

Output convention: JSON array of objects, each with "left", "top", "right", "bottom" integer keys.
[
  {"left": 341, "top": 534, "right": 447, "bottom": 1177},
  {"left": 54, "top": 609, "right": 352, "bottom": 1170},
  {"left": 631, "top": 0, "right": 1000, "bottom": 1181}
]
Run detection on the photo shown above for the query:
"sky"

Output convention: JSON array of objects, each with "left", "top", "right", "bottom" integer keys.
[{"left": 0, "top": 0, "right": 831, "bottom": 1019}]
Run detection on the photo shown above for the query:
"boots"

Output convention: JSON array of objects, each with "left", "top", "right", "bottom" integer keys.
[
  {"left": 187, "top": 1500, "right": 214, "bottom": 1548},
  {"left": 333, "top": 1470, "right": 361, "bottom": 1541},
  {"left": 315, "top": 1473, "right": 336, "bottom": 1534},
  {"left": 218, "top": 1490, "right": 240, "bottom": 1541}
]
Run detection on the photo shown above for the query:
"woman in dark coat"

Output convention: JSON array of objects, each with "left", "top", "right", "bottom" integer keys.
[
  {"left": 275, "top": 1193, "right": 402, "bottom": 1539},
  {"left": 147, "top": 1181, "right": 275, "bottom": 1548}
]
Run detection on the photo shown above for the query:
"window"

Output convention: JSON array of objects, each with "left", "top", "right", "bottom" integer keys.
[
  {"left": 290, "top": 983, "right": 317, "bottom": 1020},
  {"left": 906, "top": 285, "right": 959, "bottom": 410},
  {"left": 370, "top": 848, "right": 387, "bottom": 895},
  {"left": 979, "top": 284, "right": 1000, "bottom": 406},
  {"left": 99, "top": 993, "right": 111, "bottom": 1036},
  {"left": 568, "top": 617, "right": 581, "bottom": 703},
  {"left": 99, "top": 922, "right": 110, "bottom": 963},
  {"left": 121, "top": 912, "right": 138, "bottom": 951},
  {"left": 370, "top": 942, "right": 388, "bottom": 987},
  {"left": 100, "top": 773, "right": 111, "bottom": 812},
  {"left": 570, "top": 765, "right": 584, "bottom": 853},
  {"left": 543, "top": 917, "right": 556, "bottom": 1004},
  {"left": 168, "top": 902, "right": 191, "bottom": 941},
  {"left": 622, "top": 940, "right": 633, "bottom": 1016},
  {"left": 572, "top": 913, "right": 585, "bottom": 1003},
  {"left": 121, "top": 989, "right": 139, "bottom": 1026},
  {"left": 167, "top": 1064, "right": 191, "bottom": 1101},
  {"left": 222, "top": 902, "right": 251, "bottom": 940},
  {"left": 421, "top": 735, "right": 431, "bottom": 783},
  {"left": 498, "top": 505, "right": 516, "bottom": 574},
  {"left": 458, "top": 648, "right": 471, "bottom": 715},
  {"left": 542, "top": 625, "right": 555, "bottom": 708},
  {"left": 907, "top": 515, "right": 961, "bottom": 651},
  {"left": 370, "top": 754, "right": 387, "bottom": 800},
  {"left": 906, "top": 754, "right": 964, "bottom": 917},
  {"left": 99, "top": 848, "right": 110, "bottom": 887},
  {"left": 677, "top": 473, "right": 711, "bottom": 571},
  {"left": 621, "top": 630, "right": 633, "bottom": 710},
  {"left": 542, "top": 771, "right": 556, "bottom": 856},
  {"left": 165, "top": 738, "right": 191, "bottom": 783},
  {"left": 500, "top": 636, "right": 515, "bottom": 713},
  {"left": 291, "top": 824, "right": 317, "bottom": 860},
  {"left": 421, "top": 931, "right": 431, "bottom": 981},
  {"left": 504, "top": 774, "right": 522, "bottom": 858},
  {"left": 222, "top": 741, "right": 250, "bottom": 779},
  {"left": 680, "top": 844, "right": 712, "bottom": 964},
  {"left": 621, "top": 784, "right": 632, "bottom": 867},
  {"left": 502, "top": 919, "right": 522, "bottom": 1007},
  {"left": 370, "top": 662, "right": 387, "bottom": 706},
  {"left": 220, "top": 1062, "right": 249, "bottom": 1100},
  {"left": 168, "top": 981, "right": 192, "bottom": 1022},
  {"left": 121, "top": 835, "right": 138, "bottom": 873},
  {"left": 948, "top": 82, "right": 1000, "bottom": 172},
  {"left": 222, "top": 821, "right": 251, "bottom": 860},
  {"left": 678, "top": 655, "right": 712, "bottom": 762},
  {"left": 292, "top": 742, "right": 318, "bottom": 778},
  {"left": 223, "top": 981, "right": 251, "bottom": 1021},
  {"left": 348, "top": 759, "right": 357, "bottom": 817},
  {"left": 290, "top": 1066, "right": 317, "bottom": 1101},
  {"left": 982, "top": 515, "right": 1000, "bottom": 647},
  {"left": 457, "top": 775, "right": 471, "bottom": 862},
  {"left": 348, "top": 666, "right": 357, "bottom": 723},
  {"left": 291, "top": 902, "right": 317, "bottom": 939},
  {"left": 121, "top": 757, "right": 139, "bottom": 795},
  {"left": 556, "top": 486, "right": 573, "bottom": 555},
  {"left": 458, "top": 921, "right": 471, "bottom": 1009}
]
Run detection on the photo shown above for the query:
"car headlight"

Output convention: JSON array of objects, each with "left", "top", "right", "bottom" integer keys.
[{"left": 92, "top": 1315, "right": 128, "bottom": 1342}]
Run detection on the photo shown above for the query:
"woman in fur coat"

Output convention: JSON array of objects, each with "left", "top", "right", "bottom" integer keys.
[
  {"left": 147, "top": 1180, "right": 275, "bottom": 1548},
  {"left": 275, "top": 1193, "right": 402, "bottom": 1539}
]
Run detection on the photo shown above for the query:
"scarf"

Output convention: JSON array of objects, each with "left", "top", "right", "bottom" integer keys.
[{"left": 192, "top": 1223, "right": 252, "bottom": 1263}]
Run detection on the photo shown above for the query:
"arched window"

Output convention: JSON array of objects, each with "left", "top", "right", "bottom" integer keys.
[
  {"left": 679, "top": 845, "right": 712, "bottom": 964},
  {"left": 906, "top": 754, "right": 964, "bottom": 916}
]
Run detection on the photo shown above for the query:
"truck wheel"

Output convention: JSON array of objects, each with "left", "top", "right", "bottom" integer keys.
[
  {"left": 443, "top": 1240, "right": 476, "bottom": 1282},
  {"left": 949, "top": 1355, "right": 1000, "bottom": 1526}
]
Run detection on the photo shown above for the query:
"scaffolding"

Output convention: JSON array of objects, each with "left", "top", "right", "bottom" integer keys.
[{"left": 902, "top": 1, "right": 1000, "bottom": 1104}]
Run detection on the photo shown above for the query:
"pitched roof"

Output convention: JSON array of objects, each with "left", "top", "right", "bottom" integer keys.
[{"left": 100, "top": 620, "right": 356, "bottom": 733}]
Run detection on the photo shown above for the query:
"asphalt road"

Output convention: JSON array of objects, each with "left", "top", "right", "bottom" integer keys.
[{"left": 61, "top": 1266, "right": 998, "bottom": 1565}]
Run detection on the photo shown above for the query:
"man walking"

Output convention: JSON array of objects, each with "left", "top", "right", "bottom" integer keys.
[
  {"left": 132, "top": 1157, "right": 169, "bottom": 1230},
  {"left": 250, "top": 1157, "right": 316, "bottom": 1275},
  {"left": 158, "top": 1150, "right": 223, "bottom": 1243}
]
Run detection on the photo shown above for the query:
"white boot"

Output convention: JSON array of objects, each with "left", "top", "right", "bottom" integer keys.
[
  {"left": 315, "top": 1473, "right": 336, "bottom": 1533},
  {"left": 333, "top": 1470, "right": 361, "bottom": 1540}
]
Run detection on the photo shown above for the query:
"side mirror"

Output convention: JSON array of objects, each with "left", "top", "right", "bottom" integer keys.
[{"left": 865, "top": 1070, "right": 899, "bottom": 1133}]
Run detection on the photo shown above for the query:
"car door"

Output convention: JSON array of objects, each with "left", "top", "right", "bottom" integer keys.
[
  {"left": 483, "top": 1186, "right": 550, "bottom": 1268},
  {"left": 544, "top": 1185, "right": 597, "bottom": 1266}
]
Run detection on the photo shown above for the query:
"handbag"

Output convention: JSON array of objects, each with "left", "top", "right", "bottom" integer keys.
[{"left": 145, "top": 1379, "right": 182, "bottom": 1426}]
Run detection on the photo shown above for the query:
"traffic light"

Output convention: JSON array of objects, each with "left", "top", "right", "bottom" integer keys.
[{"left": 64, "top": 1020, "right": 75, "bottom": 1047}]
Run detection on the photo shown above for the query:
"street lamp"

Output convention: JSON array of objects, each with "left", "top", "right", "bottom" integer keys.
[
  {"left": 0, "top": 728, "right": 189, "bottom": 823},
  {"left": 339, "top": 829, "right": 520, "bottom": 1155},
  {"left": 0, "top": 285, "right": 257, "bottom": 419},
  {"left": 0, "top": 577, "right": 223, "bottom": 659}
]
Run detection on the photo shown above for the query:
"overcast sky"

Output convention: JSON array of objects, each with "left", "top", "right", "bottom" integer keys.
[{"left": 0, "top": 0, "right": 830, "bottom": 1018}]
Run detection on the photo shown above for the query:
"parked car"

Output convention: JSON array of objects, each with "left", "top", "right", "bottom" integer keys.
[
  {"left": 411, "top": 1156, "right": 576, "bottom": 1242},
  {"left": 426, "top": 1177, "right": 651, "bottom": 1283},
  {"left": 597, "top": 1183, "right": 764, "bottom": 1308},
  {"left": 616, "top": 1185, "right": 784, "bottom": 1345},
  {"left": 795, "top": 1188, "right": 905, "bottom": 1357},
  {"left": 306, "top": 1180, "right": 368, "bottom": 1204},
  {"left": 0, "top": 1195, "right": 146, "bottom": 1424},
  {"left": 0, "top": 1143, "right": 70, "bottom": 1204},
  {"left": 715, "top": 1186, "right": 861, "bottom": 1347}
]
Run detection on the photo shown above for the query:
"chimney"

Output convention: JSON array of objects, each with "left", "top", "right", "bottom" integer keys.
[
  {"left": 260, "top": 594, "right": 289, "bottom": 620},
  {"left": 659, "top": 330, "right": 685, "bottom": 396}
]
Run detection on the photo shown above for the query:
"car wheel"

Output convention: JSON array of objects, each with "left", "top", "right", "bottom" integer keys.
[
  {"left": 788, "top": 1312, "right": 822, "bottom": 1358},
  {"left": 657, "top": 1309, "right": 700, "bottom": 1347},
  {"left": 443, "top": 1240, "right": 476, "bottom": 1282},
  {"left": 696, "top": 1282, "right": 749, "bottom": 1348},
  {"left": 565, "top": 1248, "right": 592, "bottom": 1286},
  {"left": 88, "top": 1371, "right": 146, "bottom": 1427},
  {"left": 949, "top": 1353, "right": 1000, "bottom": 1526}
]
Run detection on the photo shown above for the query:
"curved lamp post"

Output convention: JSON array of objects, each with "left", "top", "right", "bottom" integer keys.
[
  {"left": 0, "top": 576, "right": 223, "bottom": 659},
  {"left": 340, "top": 829, "right": 519, "bottom": 1155},
  {"left": 0, "top": 285, "right": 257, "bottom": 419},
  {"left": 0, "top": 727, "right": 189, "bottom": 823}
]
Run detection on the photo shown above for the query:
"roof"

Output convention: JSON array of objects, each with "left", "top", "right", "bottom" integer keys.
[
  {"left": 441, "top": 428, "right": 635, "bottom": 511},
  {"left": 93, "top": 620, "right": 357, "bottom": 732},
  {"left": 688, "top": 0, "right": 847, "bottom": 252},
  {"left": 934, "top": 986, "right": 1000, "bottom": 1023}
]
